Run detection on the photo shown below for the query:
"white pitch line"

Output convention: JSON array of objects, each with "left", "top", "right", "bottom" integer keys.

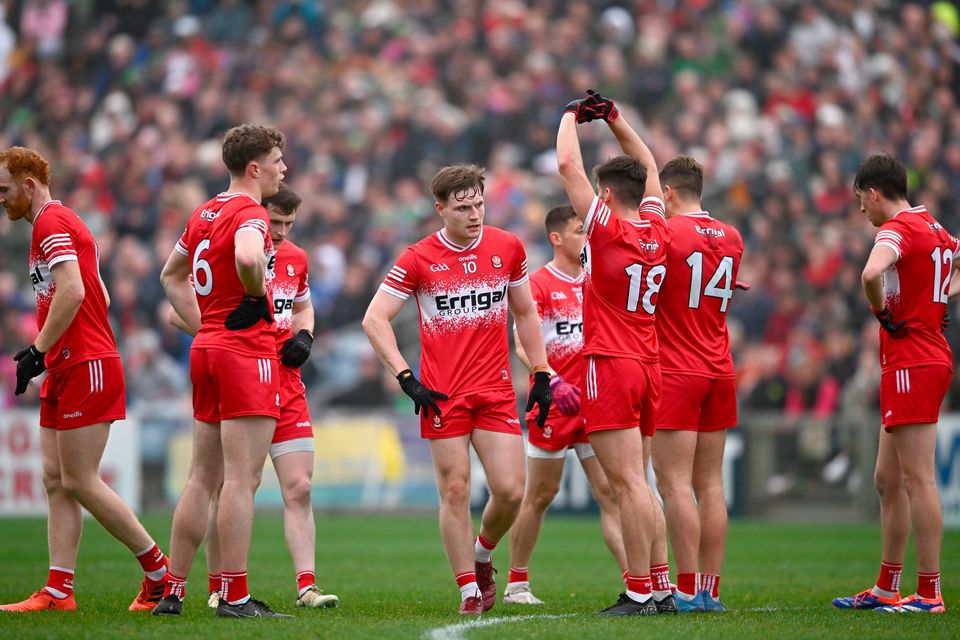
[{"left": 425, "top": 614, "right": 577, "bottom": 640}]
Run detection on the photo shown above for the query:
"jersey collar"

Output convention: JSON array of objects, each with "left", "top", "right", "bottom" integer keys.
[
  {"left": 437, "top": 227, "right": 483, "bottom": 252},
  {"left": 546, "top": 262, "right": 583, "bottom": 284},
  {"left": 33, "top": 200, "right": 62, "bottom": 223}
]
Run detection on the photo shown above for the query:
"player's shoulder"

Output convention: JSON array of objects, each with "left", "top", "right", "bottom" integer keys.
[
  {"left": 33, "top": 201, "right": 84, "bottom": 235},
  {"left": 277, "top": 239, "right": 308, "bottom": 262},
  {"left": 480, "top": 224, "right": 521, "bottom": 247}
]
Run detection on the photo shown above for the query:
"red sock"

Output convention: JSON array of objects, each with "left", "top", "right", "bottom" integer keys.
[
  {"left": 455, "top": 571, "right": 479, "bottom": 601},
  {"left": 221, "top": 571, "right": 249, "bottom": 604},
  {"left": 701, "top": 573, "right": 720, "bottom": 598},
  {"left": 650, "top": 563, "right": 671, "bottom": 592},
  {"left": 677, "top": 572, "right": 697, "bottom": 596},
  {"left": 163, "top": 572, "right": 187, "bottom": 600},
  {"left": 626, "top": 575, "right": 652, "bottom": 600},
  {"left": 622, "top": 569, "right": 629, "bottom": 586},
  {"left": 508, "top": 567, "right": 528, "bottom": 584},
  {"left": 208, "top": 573, "right": 221, "bottom": 594},
  {"left": 876, "top": 561, "right": 902, "bottom": 593},
  {"left": 917, "top": 572, "right": 941, "bottom": 599},
  {"left": 455, "top": 572, "right": 477, "bottom": 588},
  {"left": 296, "top": 570, "right": 315, "bottom": 594},
  {"left": 135, "top": 542, "right": 167, "bottom": 581},
  {"left": 45, "top": 567, "right": 74, "bottom": 599}
]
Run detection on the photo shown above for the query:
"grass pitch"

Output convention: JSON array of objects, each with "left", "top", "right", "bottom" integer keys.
[{"left": 0, "top": 513, "right": 956, "bottom": 639}]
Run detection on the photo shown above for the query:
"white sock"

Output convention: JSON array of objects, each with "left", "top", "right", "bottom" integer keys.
[
  {"left": 507, "top": 581, "right": 529, "bottom": 591},
  {"left": 675, "top": 590, "right": 698, "bottom": 601},
  {"left": 626, "top": 590, "right": 652, "bottom": 604},
  {"left": 228, "top": 594, "right": 251, "bottom": 606},
  {"left": 653, "top": 589, "right": 673, "bottom": 600},
  {"left": 460, "top": 582, "right": 480, "bottom": 601},
  {"left": 872, "top": 585, "right": 897, "bottom": 599},
  {"left": 44, "top": 586, "right": 69, "bottom": 599},
  {"left": 474, "top": 538, "right": 494, "bottom": 563}
]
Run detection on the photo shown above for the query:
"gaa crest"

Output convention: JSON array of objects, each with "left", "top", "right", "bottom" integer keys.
[
  {"left": 492, "top": 255, "right": 502, "bottom": 268},
  {"left": 433, "top": 415, "right": 442, "bottom": 429},
  {"left": 286, "top": 263, "right": 295, "bottom": 277},
  {"left": 543, "top": 425, "right": 553, "bottom": 439}
]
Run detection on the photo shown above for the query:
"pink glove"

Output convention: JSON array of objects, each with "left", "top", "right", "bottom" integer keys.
[{"left": 549, "top": 375, "right": 581, "bottom": 416}]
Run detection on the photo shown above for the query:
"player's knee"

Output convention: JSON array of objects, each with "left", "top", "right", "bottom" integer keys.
[
  {"left": 41, "top": 468, "right": 65, "bottom": 496},
  {"left": 282, "top": 475, "right": 313, "bottom": 507},
  {"left": 899, "top": 468, "right": 936, "bottom": 498},
  {"left": 438, "top": 477, "right": 470, "bottom": 506},
  {"left": 873, "top": 467, "right": 902, "bottom": 496},
  {"left": 59, "top": 471, "right": 94, "bottom": 499},
  {"left": 528, "top": 482, "right": 560, "bottom": 511}
]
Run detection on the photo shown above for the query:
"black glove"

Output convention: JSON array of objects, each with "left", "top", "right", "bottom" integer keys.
[
  {"left": 525, "top": 371, "right": 553, "bottom": 429},
  {"left": 225, "top": 295, "right": 274, "bottom": 331},
  {"left": 397, "top": 369, "right": 449, "bottom": 419},
  {"left": 873, "top": 307, "right": 910, "bottom": 338},
  {"left": 943, "top": 311, "right": 950, "bottom": 333},
  {"left": 585, "top": 89, "right": 620, "bottom": 122},
  {"left": 14, "top": 345, "right": 46, "bottom": 396},
  {"left": 563, "top": 97, "right": 599, "bottom": 124},
  {"left": 279, "top": 329, "right": 313, "bottom": 368}
]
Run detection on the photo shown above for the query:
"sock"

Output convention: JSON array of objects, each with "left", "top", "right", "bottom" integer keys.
[
  {"left": 222, "top": 571, "right": 250, "bottom": 605},
  {"left": 651, "top": 563, "right": 671, "bottom": 594},
  {"left": 917, "top": 571, "right": 941, "bottom": 600},
  {"left": 208, "top": 573, "right": 221, "bottom": 595},
  {"left": 296, "top": 570, "right": 315, "bottom": 597},
  {"left": 135, "top": 542, "right": 168, "bottom": 582},
  {"left": 163, "top": 572, "right": 187, "bottom": 600},
  {"left": 475, "top": 534, "right": 496, "bottom": 563},
  {"left": 456, "top": 571, "right": 479, "bottom": 601},
  {"left": 625, "top": 575, "right": 652, "bottom": 603},
  {"left": 44, "top": 566, "right": 74, "bottom": 599},
  {"left": 874, "top": 561, "right": 902, "bottom": 595},
  {"left": 677, "top": 572, "right": 697, "bottom": 597},
  {"left": 701, "top": 573, "right": 720, "bottom": 598},
  {"left": 508, "top": 567, "right": 529, "bottom": 586}
]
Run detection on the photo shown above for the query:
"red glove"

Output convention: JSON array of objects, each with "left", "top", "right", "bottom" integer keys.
[{"left": 549, "top": 375, "right": 581, "bottom": 416}]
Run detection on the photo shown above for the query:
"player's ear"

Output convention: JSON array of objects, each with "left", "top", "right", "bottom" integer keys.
[{"left": 434, "top": 200, "right": 445, "bottom": 217}]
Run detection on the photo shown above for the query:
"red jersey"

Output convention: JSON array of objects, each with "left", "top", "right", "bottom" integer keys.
[
  {"left": 656, "top": 211, "right": 743, "bottom": 378},
  {"left": 874, "top": 205, "right": 958, "bottom": 372},
  {"left": 29, "top": 200, "right": 118, "bottom": 373},
  {"left": 267, "top": 239, "right": 310, "bottom": 348},
  {"left": 582, "top": 195, "right": 669, "bottom": 362},
  {"left": 529, "top": 263, "right": 583, "bottom": 383},
  {"left": 380, "top": 226, "right": 528, "bottom": 397},
  {"left": 175, "top": 192, "right": 275, "bottom": 357}
]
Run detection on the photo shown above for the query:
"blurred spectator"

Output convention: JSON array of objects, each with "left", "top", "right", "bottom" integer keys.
[{"left": 0, "top": 0, "right": 956, "bottom": 431}]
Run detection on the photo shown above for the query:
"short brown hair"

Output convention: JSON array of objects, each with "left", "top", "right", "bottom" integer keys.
[
  {"left": 660, "top": 155, "right": 703, "bottom": 200},
  {"left": 262, "top": 183, "right": 301, "bottom": 215},
  {"left": 854, "top": 153, "right": 908, "bottom": 200},
  {"left": 593, "top": 155, "right": 646, "bottom": 209},
  {"left": 431, "top": 164, "right": 485, "bottom": 203},
  {"left": 0, "top": 147, "right": 51, "bottom": 185},
  {"left": 222, "top": 124, "right": 285, "bottom": 175},
  {"left": 545, "top": 204, "right": 577, "bottom": 236}
]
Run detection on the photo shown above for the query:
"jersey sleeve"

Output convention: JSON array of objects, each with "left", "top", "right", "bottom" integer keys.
[
  {"left": 508, "top": 235, "right": 528, "bottom": 287},
  {"left": 34, "top": 212, "right": 78, "bottom": 268},
  {"left": 638, "top": 196, "right": 666, "bottom": 220},
  {"left": 874, "top": 219, "right": 911, "bottom": 261},
  {"left": 175, "top": 225, "right": 190, "bottom": 256},
  {"left": 294, "top": 249, "right": 311, "bottom": 302},
  {"left": 529, "top": 277, "right": 545, "bottom": 320},
  {"left": 379, "top": 247, "right": 419, "bottom": 300},
  {"left": 234, "top": 203, "right": 270, "bottom": 242}
]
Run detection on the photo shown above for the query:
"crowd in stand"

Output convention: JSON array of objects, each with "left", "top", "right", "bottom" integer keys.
[{"left": 2, "top": 0, "right": 959, "bottom": 453}]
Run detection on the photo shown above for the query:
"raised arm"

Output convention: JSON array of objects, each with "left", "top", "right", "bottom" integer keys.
[
  {"left": 587, "top": 90, "right": 663, "bottom": 201},
  {"left": 556, "top": 112, "right": 598, "bottom": 220}
]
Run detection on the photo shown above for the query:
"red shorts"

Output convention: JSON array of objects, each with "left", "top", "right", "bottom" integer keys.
[
  {"left": 191, "top": 348, "right": 280, "bottom": 422},
  {"left": 582, "top": 356, "right": 660, "bottom": 437},
  {"left": 526, "top": 412, "right": 588, "bottom": 451},
  {"left": 272, "top": 364, "right": 312, "bottom": 445},
  {"left": 880, "top": 364, "right": 951, "bottom": 431},
  {"left": 656, "top": 374, "right": 737, "bottom": 432},
  {"left": 40, "top": 357, "right": 126, "bottom": 430},
  {"left": 419, "top": 387, "right": 521, "bottom": 439}
]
